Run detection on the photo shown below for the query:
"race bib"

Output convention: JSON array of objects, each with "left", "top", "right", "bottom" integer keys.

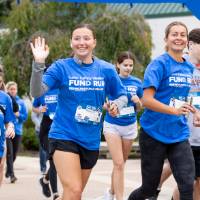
[
  {"left": 117, "top": 106, "right": 135, "bottom": 118},
  {"left": 192, "top": 96, "right": 200, "bottom": 109},
  {"left": 169, "top": 98, "right": 186, "bottom": 109},
  {"left": 75, "top": 105, "right": 102, "bottom": 125}
]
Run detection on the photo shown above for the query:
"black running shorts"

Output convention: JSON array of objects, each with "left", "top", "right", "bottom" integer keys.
[{"left": 49, "top": 139, "right": 99, "bottom": 169}]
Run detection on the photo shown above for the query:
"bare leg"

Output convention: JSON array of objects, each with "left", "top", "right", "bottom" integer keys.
[
  {"left": 172, "top": 186, "right": 180, "bottom": 200},
  {"left": 122, "top": 139, "right": 134, "bottom": 161},
  {"left": 53, "top": 150, "right": 82, "bottom": 200},
  {"left": 193, "top": 178, "right": 200, "bottom": 200},
  {"left": 105, "top": 133, "right": 125, "bottom": 200},
  {"left": 0, "top": 156, "right": 6, "bottom": 186},
  {"left": 81, "top": 169, "right": 92, "bottom": 191}
]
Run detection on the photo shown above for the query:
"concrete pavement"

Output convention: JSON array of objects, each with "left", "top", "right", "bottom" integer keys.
[{"left": 0, "top": 156, "right": 176, "bottom": 200}]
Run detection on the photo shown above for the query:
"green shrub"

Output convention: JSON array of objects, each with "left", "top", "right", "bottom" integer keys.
[
  {"left": 22, "top": 111, "right": 39, "bottom": 151},
  {"left": 22, "top": 127, "right": 39, "bottom": 151}
]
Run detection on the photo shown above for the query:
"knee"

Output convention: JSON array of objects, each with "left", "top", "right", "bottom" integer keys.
[
  {"left": 70, "top": 186, "right": 82, "bottom": 197},
  {"left": 195, "top": 178, "right": 200, "bottom": 188},
  {"left": 113, "top": 160, "right": 124, "bottom": 171},
  {"left": 63, "top": 182, "right": 82, "bottom": 198}
]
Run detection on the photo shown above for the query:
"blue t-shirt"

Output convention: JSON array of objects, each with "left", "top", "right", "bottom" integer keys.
[
  {"left": 0, "top": 91, "right": 15, "bottom": 157},
  {"left": 140, "top": 52, "right": 194, "bottom": 144},
  {"left": 14, "top": 96, "right": 28, "bottom": 135},
  {"left": 33, "top": 89, "right": 59, "bottom": 120},
  {"left": 42, "top": 57, "right": 126, "bottom": 150},
  {"left": 105, "top": 75, "right": 143, "bottom": 126},
  {"left": 0, "top": 112, "right": 5, "bottom": 158}
]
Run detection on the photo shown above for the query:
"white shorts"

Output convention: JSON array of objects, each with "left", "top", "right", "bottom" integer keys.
[{"left": 103, "top": 121, "right": 138, "bottom": 140}]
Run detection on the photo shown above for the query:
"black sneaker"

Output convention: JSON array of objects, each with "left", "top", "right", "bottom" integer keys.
[
  {"left": 39, "top": 177, "right": 51, "bottom": 197},
  {"left": 5, "top": 171, "right": 10, "bottom": 178},
  {"left": 53, "top": 194, "right": 60, "bottom": 200},
  {"left": 10, "top": 175, "right": 17, "bottom": 183},
  {"left": 148, "top": 189, "right": 161, "bottom": 200}
]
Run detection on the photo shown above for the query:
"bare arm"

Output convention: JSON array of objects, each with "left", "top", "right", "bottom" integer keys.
[{"left": 142, "top": 87, "right": 195, "bottom": 116}]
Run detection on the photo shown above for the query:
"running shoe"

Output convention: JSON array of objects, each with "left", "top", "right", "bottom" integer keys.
[
  {"left": 148, "top": 189, "right": 161, "bottom": 200},
  {"left": 10, "top": 175, "right": 17, "bottom": 183},
  {"left": 5, "top": 170, "right": 10, "bottom": 178},
  {"left": 53, "top": 194, "right": 60, "bottom": 200},
  {"left": 39, "top": 177, "right": 51, "bottom": 197},
  {"left": 104, "top": 188, "right": 114, "bottom": 200}
]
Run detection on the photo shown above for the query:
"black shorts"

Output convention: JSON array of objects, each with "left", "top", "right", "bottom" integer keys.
[
  {"left": 49, "top": 139, "right": 99, "bottom": 169},
  {"left": 191, "top": 146, "right": 200, "bottom": 178}
]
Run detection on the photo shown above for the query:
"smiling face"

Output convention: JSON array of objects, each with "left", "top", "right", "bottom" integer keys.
[
  {"left": 165, "top": 24, "right": 188, "bottom": 54},
  {"left": 117, "top": 58, "right": 134, "bottom": 77},
  {"left": 71, "top": 27, "right": 96, "bottom": 62}
]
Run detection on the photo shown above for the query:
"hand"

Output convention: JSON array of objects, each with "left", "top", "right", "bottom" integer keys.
[
  {"left": 131, "top": 95, "right": 142, "bottom": 112},
  {"left": 103, "top": 102, "right": 109, "bottom": 111},
  {"left": 30, "top": 37, "right": 49, "bottom": 63},
  {"left": 5, "top": 124, "right": 15, "bottom": 139},
  {"left": 39, "top": 105, "right": 47, "bottom": 113},
  {"left": 193, "top": 110, "right": 200, "bottom": 127},
  {"left": 176, "top": 103, "right": 195, "bottom": 116},
  {"left": 14, "top": 111, "right": 19, "bottom": 117},
  {"left": 108, "top": 102, "right": 118, "bottom": 117},
  {"left": 131, "top": 95, "right": 140, "bottom": 103}
]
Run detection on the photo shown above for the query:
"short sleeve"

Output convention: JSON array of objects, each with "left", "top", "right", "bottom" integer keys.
[
  {"left": 43, "top": 60, "right": 64, "bottom": 90},
  {"left": 143, "top": 59, "right": 164, "bottom": 90}
]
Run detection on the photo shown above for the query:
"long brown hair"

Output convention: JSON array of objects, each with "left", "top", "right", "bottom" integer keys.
[{"left": 116, "top": 51, "right": 135, "bottom": 73}]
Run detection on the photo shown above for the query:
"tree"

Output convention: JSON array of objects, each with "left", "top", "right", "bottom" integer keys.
[
  {"left": 0, "top": 0, "right": 106, "bottom": 95},
  {"left": 0, "top": 0, "right": 152, "bottom": 95},
  {"left": 86, "top": 12, "right": 152, "bottom": 78},
  {"left": 0, "top": 0, "right": 13, "bottom": 23}
]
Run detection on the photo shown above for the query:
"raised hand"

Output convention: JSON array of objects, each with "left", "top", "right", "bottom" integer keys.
[{"left": 30, "top": 37, "right": 49, "bottom": 63}]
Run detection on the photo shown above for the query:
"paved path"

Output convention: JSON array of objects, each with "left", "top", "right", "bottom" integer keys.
[{"left": 0, "top": 156, "right": 176, "bottom": 200}]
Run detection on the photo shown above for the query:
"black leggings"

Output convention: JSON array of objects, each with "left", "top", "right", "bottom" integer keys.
[
  {"left": 128, "top": 128, "right": 195, "bottom": 200},
  {"left": 6, "top": 135, "right": 21, "bottom": 177},
  {"left": 40, "top": 115, "right": 58, "bottom": 193},
  {"left": 45, "top": 159, "right": 58, "bottom": 193}
]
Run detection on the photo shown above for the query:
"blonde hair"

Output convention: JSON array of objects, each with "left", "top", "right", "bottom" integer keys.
[{"left": 6, "top": 81, "right": 18, "bottom": 91}]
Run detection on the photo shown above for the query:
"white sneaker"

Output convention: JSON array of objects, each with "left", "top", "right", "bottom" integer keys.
[{"left": 104, "top": 188, "right": 114, "bottom": 200}]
